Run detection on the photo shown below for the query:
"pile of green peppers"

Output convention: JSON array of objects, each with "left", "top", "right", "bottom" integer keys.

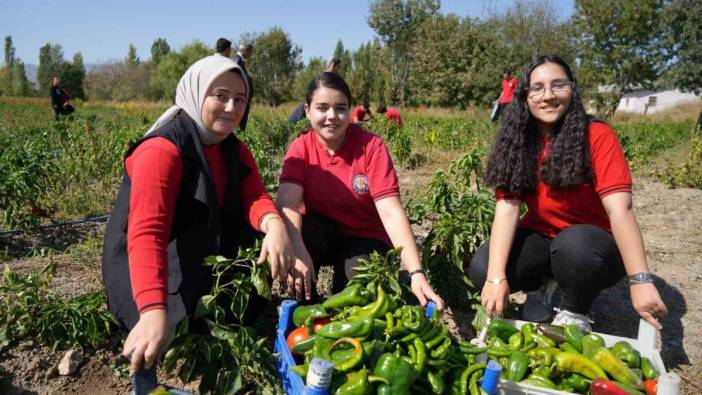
[
  {"left": 288, "top": 284, "right": 488, "bottom": 394},
  {"left": 482, "top": 320, "right": 660, "bottom": 394}
]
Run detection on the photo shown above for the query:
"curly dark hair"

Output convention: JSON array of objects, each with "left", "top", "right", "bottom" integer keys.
[{"left": 484, "top": 55, "right": 593, "bottom": 194}]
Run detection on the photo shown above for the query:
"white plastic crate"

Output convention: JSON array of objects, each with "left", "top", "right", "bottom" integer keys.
[{"left": 495, "top": 318, "right": 665, "bottom": 395}]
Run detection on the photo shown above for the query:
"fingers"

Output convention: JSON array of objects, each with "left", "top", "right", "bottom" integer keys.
[
  {"left": 294, "top": 275, "right": 304, "bottom": 301},
  {"left": 143, "top": 340, "right": 161, "bottom": 369},
  {"left": 304, "top": 269, "right": 313, "bottom": 300},
  {"left": 640, "top": 311, "right": 662, "bottom": 331},
  {"left": 257, "top": 247, "right": 268, "bottom": 265},
  {"left": 286, "top": 273, "right": 295, "bottom": 296},
  {"left": 129, "top": 342, "right": 147, "bottom": 375}
]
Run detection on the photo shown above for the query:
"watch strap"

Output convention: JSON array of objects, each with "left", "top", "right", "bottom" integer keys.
[
  {"left": 628, "top": 272, "right": 654, "bottom": 286},
  {"left": 409, "top": 269, "right": 426, "bottom": 278},
  {"left": 487, "top": 277, "right": 507, "bottom": 285}
]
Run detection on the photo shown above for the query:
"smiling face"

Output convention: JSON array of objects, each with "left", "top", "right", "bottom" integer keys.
[
  {"left": 526, "top": 62, "right": 573, "bottom": 135},
  {"left": 305, "top": 86, "right": 350, "bottom": 151},
  {"left": 201, "top": 71, "right": 247, "bottom": 137}
]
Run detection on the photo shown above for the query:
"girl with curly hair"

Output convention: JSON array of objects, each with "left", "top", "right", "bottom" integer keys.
[{"left": 469, "top": 55, "right": 667, "bottom": 331}]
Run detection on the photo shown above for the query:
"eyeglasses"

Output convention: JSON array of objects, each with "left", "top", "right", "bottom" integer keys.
[{"left": 526, "top": 81, "right": 574, "bottom": 100}]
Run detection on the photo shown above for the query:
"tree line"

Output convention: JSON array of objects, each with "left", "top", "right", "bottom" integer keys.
[{"left": 0, "top": 0, "right": 699, "bottom": 118}]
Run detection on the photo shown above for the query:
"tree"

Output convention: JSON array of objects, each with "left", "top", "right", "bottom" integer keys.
[
  {"left": 664, "top": 0, "right": 702, "bottom": 94},
  {"left": 151, "top": 38, "right": 170, "bottom": 64},
  {"left": 573, "top": 0, "right": 671, "bottom": 118},
  {"left": 332, "top": 40, "right": 353, "bottom": 77},
  {"left": 347, "top": 42, "right": 382, "bottom": 104},
  {"left": 4, "top": 36, "right": 15, "bottom": 87},
  {"left": 246, "top": 27, "right": 302, "bottom": 106},
  {"left": 292, "top": 56, "right": 325, "bottom": 101},
  {"left": 150, "top": 40, "right": 211, "bottom": 101},
  {"left": 12, "top": 60, "right": 30, "bottom": 96},
  {"left": 368, "top": 0, "right": 440, "bottom": 104},
  {"left": 37, "top": 43, "right": 65, "bottom": 92},
  {"left": 61, "top": 52, "right": 86, "bottom": 99},
  {"left": 126, "top": 43, "right": 140, "bottom": 66}
]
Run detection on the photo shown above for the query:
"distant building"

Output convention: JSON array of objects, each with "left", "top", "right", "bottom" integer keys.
[{"left": 616, "top": 88, "right": 701, "bottom": 114}]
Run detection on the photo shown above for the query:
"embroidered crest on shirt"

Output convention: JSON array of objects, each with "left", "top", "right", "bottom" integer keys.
[{"left": 352, "top": 174, "right": 369, "bottom": 195}]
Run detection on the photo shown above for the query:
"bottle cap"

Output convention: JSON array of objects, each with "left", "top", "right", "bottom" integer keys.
[
  {"left": 306, "top": 357, "right": 333, "bottom": 390},
  {"left": 480, "top": 359, "right": 503, "bottom": 395}
]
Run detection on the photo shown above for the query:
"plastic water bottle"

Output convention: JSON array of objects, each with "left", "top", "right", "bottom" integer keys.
[
  {"left": 480, "top": 359, "right": 503, "bottom": 395},
  {"left": 657, "top": 372, "right": 681, "bottom": 395},
  {"left": 304, "top": 357, "right": 333, "bottom": 395}
]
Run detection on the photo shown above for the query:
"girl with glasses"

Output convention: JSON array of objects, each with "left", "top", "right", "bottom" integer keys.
[{"left": 469, "top": 55, "right": 667, "bottom": 332}]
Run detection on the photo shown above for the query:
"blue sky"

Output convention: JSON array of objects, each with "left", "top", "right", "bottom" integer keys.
[{"left": 2, "top": 0, "right": 574, "bottom": 65}]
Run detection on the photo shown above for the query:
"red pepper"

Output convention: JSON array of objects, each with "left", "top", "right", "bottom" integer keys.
[
  {"left": 644, "top": 379, "right": 657, "bottom": 395},
  {"left": 591, "top": 378, "right": 643, "bottom": 395}
]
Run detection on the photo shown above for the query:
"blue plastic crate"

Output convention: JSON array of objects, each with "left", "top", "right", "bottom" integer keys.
[{"left": 275, "top": 299, "right": 436, "bottom": 395}]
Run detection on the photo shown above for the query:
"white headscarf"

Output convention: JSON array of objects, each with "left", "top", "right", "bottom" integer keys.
[{"left": 146, "top": 55, "right": 250, "bottom": 145}]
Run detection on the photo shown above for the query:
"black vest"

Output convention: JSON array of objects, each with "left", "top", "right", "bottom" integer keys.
[{"left": 101, "top": 110, "right": 250, "bottom": 331}]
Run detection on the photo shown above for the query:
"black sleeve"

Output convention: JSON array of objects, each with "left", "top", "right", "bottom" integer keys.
[{"left": 50, "top": 87, "right": 62, "bottom": 107}]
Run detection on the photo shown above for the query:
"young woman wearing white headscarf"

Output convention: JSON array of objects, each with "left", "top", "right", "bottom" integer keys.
[{"left": 102, "top": 55, "right": 294, "bottom": 379}]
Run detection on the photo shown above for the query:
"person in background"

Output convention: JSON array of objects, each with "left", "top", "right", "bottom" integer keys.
[
  {"left": 492, "top": 68, "right": 518, "bottom": 122},
  {"left": 351, "top": 100, "right": 372, "bottom": 125},
  {"left": 288, "top": 58, "right": 341, "bottom": 124},
  {"left": 101, "top": 55, "right": 294, "bottom": 391},
  {"left": 50, "top": 77, "right": 74, "bottom": 120},
  {"left": 695, "top": 110, "right": 702, "bottom": 135},
  {"left": 215, "top": 37, "right": 232, "bottom": 58},
  {"left": 376, "top": 104, "right": 403, "bottom": 128},
  {"left": 276, "top": 72, "right": 444, "bottom": 312},
  {"left": 234, "top": 43, "right": 254, "bottom": 131},
  {"left": 470, "top": 55, "right": 667, "bottom": 332}
]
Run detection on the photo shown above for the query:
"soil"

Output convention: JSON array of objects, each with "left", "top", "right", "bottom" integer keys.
[{"left": 1, "top": 177, "right": 700, "bottom": 394}]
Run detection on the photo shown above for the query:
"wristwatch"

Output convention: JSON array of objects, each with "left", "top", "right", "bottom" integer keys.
[
  {"left": 486, "top": 277, "right": 507, "bottom": 285},
  {"left": 628, "top": 272, "right": 654, "bottom": 286},
  {"left": 409, "top": 269, "right": 426, "bottom": 278}
]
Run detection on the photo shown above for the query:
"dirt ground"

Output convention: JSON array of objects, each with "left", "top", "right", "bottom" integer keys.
[{"left": 1, "top": 177, "right": 700, "bottom": 394}]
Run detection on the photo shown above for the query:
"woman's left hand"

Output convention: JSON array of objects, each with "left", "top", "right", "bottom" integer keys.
[
  {"left": 258, "top": 217, "right": 295, "bottom": 282},
  {"left": 630, "top": 282, "right": 668, "bottom": 330},
  {"left": 410, "top": 273, "right": 445, "bottom": 312}
]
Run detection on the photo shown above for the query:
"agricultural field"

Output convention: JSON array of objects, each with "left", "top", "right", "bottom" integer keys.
[{"left": 0, "top": 97, "right": 700, "bottom": 394}]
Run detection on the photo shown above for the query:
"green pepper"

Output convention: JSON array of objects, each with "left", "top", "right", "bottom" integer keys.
[
  {"left": 531, "top": 365, "right": 555, "bottom": 379},
  {"left": 582, "top": 333, "right": 605, "bottom": 358},
  {"left": 591, "top": 347, "right": 643, "bottom": 389},
  {"left": 373, "top": 352, "right": 417, "bottom": 395},
  {"left": 459, "top": 363, "right": 486, "bottom": 395},
  {"left": 561, "top": 373, "right": 592, "bottom": 393},
  {"left": 521, "top": 374, "right": 558, "bottom": 390},
  {"left": 332, "top": 367, "right": 389, "bottom": 395},
  {"left": 487, "top": 337, "right": 513, "bottom": 358},
  {"left": 312, "top": 337, "right": 336, "bottom": 361},
  {"left": 508, "top": 331, "right": 524, "bottom": 351},
  {"left": 316, "top": 315, "right": 374, "bottom": 339},
  {"left": 427, "top": 371, "right": 445, "bottom": 394},
  {"left": 564, "top": 324, "right": 584, "bottom": 353},
  {"left": 291, "top": 363, "right": 308, "bottom": 377},
  {"left": 468, "top": 369, "right": 484, "bottom": 395},
  {"left": 559, "top": 342, "right": 579, "bottom": 354},
  {"left": 323, "top": 284, "right": 373, "bottom": 311},
  {"left": 527, "top": 347, "right": 560, "bottom": 367},
  {"left": 611, "top": 341, "right": 641, "bottom": 369},
  {"left": 533, "top": 333, "right": 557, "bottom": 348},
  {"left": 291, "top": 334, "right": 319, "bottom": 355},
  {"left": 554, "top": 351, "right": 607, "bottom": 380},
  {"left": 420, "top": 323, "right": 440, "bottom": 342},
  {"left": 292, "top": 304, "right": 329, "bottom": 327},
  {"left": 430, "top": 336, "right": 452, "bottom": 360},
  {"left": 413, "top": 337, "right": 427, "bottom": 374},
  {"left": 641, "top": 357, "right": 659, "bottom": 379},
  {"left": 330, "top": 340, "right": 376, "bottom": 362},
  {"left": 357, "top": 285, "right": 395, "bottom": 319},
  {"left": 488, "top": 319, "right": 519, "bottom": 342},
  {"left": 425, "top": 326, "right": 449, "bottom": 349},
  {"left": 399, "top": 305, "right": 427, "bottom": 332},
  {"left": 507, "top": 351, "right": 529, "bottom": 382},
  {"left": 328, "top": 337, "right": 364, "bottom": 372}
]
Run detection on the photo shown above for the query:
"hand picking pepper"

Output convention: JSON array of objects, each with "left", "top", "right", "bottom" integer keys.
[
  {"left": 591, "top": 377, "right": 644, "bottom": 395},
  {"left": 591, "top": 347, "right": 643, "bottom": 389},
  {"left": 323, "top": 284, "right": 373, "bottom": 311},
  {"left": 611, "top": 341, "right": 641, "bottom": 369}
]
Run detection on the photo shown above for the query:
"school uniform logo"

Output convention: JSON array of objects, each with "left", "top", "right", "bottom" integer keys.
[{"left": 352, "top": 174, "right": 369, "bottom": 195}]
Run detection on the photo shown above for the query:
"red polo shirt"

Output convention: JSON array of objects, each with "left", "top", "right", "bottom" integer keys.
[
  {"left": 496, "top": 122, "right": 632, "bottom": 238},
  {"left": 351, "top": 106, "right": 368, "bottom": 124},
  {"left": 499, "top": 77, "right": 519, "bottom": 104},
  {"left": 386, "top": 107, "right": 403, "bottom": 128},
  {"left": 280, "top": 125, "right": 400, "bottom": 245}
]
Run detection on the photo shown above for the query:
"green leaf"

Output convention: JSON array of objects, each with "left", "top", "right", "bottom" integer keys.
[
  {"left": 251, "top": 270, "right": 272, "bottom": 300},
  {"left": 194, "top": 295, "right": 216, "bottom": 319}
]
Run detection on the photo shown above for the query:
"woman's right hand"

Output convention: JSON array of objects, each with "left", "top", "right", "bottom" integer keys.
[
  {"left": 287, "top": 250, "right": 316, "bottom": 301},
  {"left": 122, "top": 309, "right": 168, "bottom": 375},
  {"left": 481, "top": 280, "right": 510, "bottom": 318}
]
